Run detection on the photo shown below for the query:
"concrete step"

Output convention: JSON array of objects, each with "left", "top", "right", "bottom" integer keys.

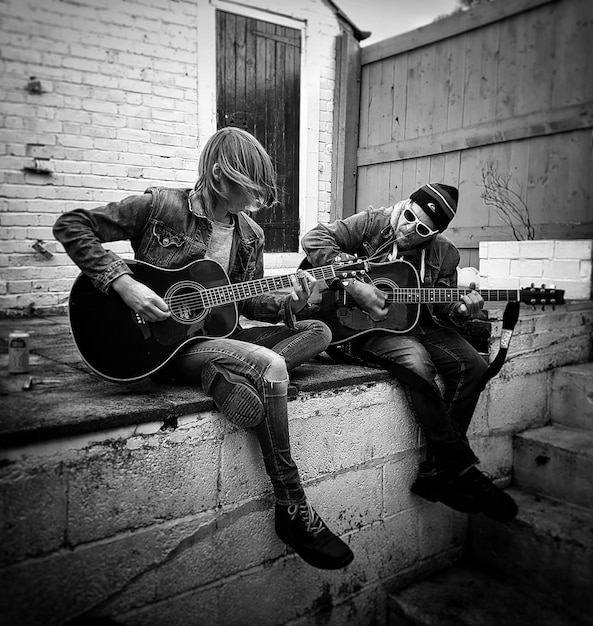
[
  {"left": 514, "top": 425, "right": 593, "bottom": 510},
  {"left": 387, "top": 562, "right": 587, "bottom": 626},
  {"left": 469, "top": 488, "right": 593, "bottom": 624},
  {"left": 550, "top": 362, "right": 593, "bottom": 431}
]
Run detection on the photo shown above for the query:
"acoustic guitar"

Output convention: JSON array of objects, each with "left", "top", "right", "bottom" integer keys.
[
  {"left": 303, "top": 258, "right": 565, "bottom": 345},
  {"left": 68, "top": 258, "right": 366, "bottom": 382}
]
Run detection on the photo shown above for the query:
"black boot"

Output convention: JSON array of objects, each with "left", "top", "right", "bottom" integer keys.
[
  {"left": 411, "top": 462, "right": 482, "bottom": 513},
  {"left": 456, "top": 466, "right": 518, "bottom": 522},
  {"left": 275, "top": 501, "right": 354, "bottom": 570}
]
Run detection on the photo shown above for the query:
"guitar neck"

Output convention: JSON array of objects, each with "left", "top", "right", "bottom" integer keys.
[
  {"left": 387, "top": 288, "right": 520, "bottom": 304},
  {"left": 199, "top": 264, "right": 341, "bottom": 306}
]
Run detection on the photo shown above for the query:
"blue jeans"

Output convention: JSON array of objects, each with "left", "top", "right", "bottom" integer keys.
[
  {"left": 352, "top": 321, "right": 487, "bottom": 470},
  {"left": 161, "top": 319, "right": 332, "bottom": 505}
]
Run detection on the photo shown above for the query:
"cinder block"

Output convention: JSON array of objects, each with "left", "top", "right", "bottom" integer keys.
[
  {"left": 510, "top": 259, "right": 544, "bottom": 277},
  {"left": 554, "top": 239, "right": 592, "bottom": 259},
  {"left": 486, "top": 371, "right": 549, "bottom": 432},
  {"left": 219, "top": 428, "right": 270, "bottom": 505},
  {"left": 383, "top": 453, "right": 423, "bottom": 517},
  {"left": 550, "top": 363, "right": 593, "bottom": 430},
  {"left": 468, "top": 432, "right": 514, "bottom": 481},
  {"left": 514, "top": 425, "right": 593, "bottom": 510},
  {"left": 480, "top": 241, "right": 520, "bottom": 259},
  {"left": 66, "top": 430, "right": 221, "bottom": 545},
  {"left": 0, "top": 464, "right": 67, "bottom": 565},
  {"left": 417, "top": 499, "right": 468, "bottom": 560},
  {"left": 542, "top": 259, "right": 581, "bottom": 279},
  {"left": 482, "top": 258, "right": 511, "bottom": 277},
  {"left": 304, "top": 464, "right": 384, "bottom": 537},
  {"left": 0, "top": 514, "right": 213, "bottom": 626},
  {"left": 518, "top": 240, "right": 555, "bottom": 259}
]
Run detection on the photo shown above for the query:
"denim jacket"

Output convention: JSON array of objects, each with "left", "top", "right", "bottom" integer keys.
[
  {"left": 53, "top": 187, "right": 294, "bottom": 325},
  {"left": 301, "top": 205, "right": 462, "bottom": 325}
]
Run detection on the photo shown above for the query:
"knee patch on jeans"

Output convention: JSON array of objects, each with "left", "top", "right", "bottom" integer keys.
[{"left": 201, "top": 362, "right": 265, "bottom": 428}]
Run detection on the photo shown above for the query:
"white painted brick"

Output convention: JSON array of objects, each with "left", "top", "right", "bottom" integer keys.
[
  {"left": 553, "top": 280, "right": 592, "bottom": 300},
  {"left": 481, "top": 258, "right": 511, "bottom": 276},
  {"left": 542, "top": 259, "right": 581, "bottom": 279},
  {"left": 518, "top": 239, "right": 555, "bottom": 259},
  {"left": 482, "top": 276, "right": 521, "bottom": 289},
  {"left": 554, "top": 239, "right": 593, "bottom": 259},
  {"left": 484, "top": 241, "right": 521, "bottom": 259},
  {"left": 510, "top": 259, "right": 544, "bottom": 277}
]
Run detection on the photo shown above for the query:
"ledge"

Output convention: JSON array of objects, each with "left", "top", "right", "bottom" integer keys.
[
  {"left": 0, "top": 316, "right": 391, "bottom": 449},
  {"left": 3, "top": 302, "right": 570, "bottom": 450}
]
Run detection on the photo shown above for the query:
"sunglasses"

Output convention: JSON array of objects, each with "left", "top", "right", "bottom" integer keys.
[{"left": 401, "top": 207, "right": 439, "bottom": 238}]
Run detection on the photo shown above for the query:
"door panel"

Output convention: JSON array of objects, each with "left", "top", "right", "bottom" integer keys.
[{"left": 216, "top": 10, "right": 301, "bottom": 252}]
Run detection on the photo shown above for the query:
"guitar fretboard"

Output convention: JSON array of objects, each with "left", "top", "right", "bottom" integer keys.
[
  {"left": 387, "top": 289, "right": 520, "bottom": 304},
  {"left": 168, "top": 264, "right": 350, "bottom": 309}
]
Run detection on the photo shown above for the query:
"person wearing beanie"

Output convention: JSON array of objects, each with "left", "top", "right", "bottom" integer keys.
[{"left": 301, "top": 183, "right": 518, "bottom": 523}]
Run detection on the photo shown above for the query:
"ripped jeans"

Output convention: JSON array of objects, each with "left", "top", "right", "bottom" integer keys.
[{"left": 160, "top": 319, "right": 332, "bottom": 505}]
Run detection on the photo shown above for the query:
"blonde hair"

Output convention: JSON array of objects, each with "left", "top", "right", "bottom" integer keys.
[{"left": 194, "top": 127, "right": 278, "bottom": 215}]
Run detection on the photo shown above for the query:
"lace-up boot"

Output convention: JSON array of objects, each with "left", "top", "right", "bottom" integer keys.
[
  {"left": 456, "top": 466, "right": 518, "bottom": 522},
  {"left": 275, "top": 501, "right": 354, "bottom": 570}
]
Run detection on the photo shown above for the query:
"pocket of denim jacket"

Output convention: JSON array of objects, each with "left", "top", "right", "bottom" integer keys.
[{"left": 151, "top": 222, "right": 184, "bottom": 248}]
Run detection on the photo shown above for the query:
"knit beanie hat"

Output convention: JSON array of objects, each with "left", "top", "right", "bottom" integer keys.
[{"left": 409, "top": 183, "right": 458, "bottom": 232}]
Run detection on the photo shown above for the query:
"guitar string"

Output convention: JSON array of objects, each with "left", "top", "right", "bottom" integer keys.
[{"left": 164, "top": 265, "right": 350, "bottom": 310}]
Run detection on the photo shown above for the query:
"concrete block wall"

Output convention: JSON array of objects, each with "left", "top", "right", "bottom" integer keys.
[
  {"left": 479, "top": 240, "right": 593, "bottom": 300},
  {"left": 1, "top": 302, "right": 591, "bottom": 625},
  {"left": 0, "top": 380, "right": 468, "bottom": 626},
  {"left": 0, "top": 0, "right": 342, "bottom": 315}
]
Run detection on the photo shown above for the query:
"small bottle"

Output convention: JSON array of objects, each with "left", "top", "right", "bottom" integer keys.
[{"left": 8, "top": 330, "right": 30, "bottom": 374}]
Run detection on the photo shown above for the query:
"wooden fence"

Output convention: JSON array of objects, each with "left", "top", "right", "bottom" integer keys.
[{"left": 352, "top": 0, "right": 593, "bottom": 267}]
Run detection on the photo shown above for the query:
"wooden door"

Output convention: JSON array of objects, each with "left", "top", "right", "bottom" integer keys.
[{"left": 216, "top": 10, "right": 301, "bottom": 252}]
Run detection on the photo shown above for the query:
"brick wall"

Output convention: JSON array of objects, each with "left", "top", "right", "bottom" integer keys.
[
  {"left": 0, "top": 0, "right": 341, "bottom": 315},
  {"left": 479, "top": 240, "right": 593, "bottom": 300}
]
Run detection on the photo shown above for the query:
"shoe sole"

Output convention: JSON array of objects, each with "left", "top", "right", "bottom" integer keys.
[
  {"left": 275, "top": 528, "right": 354, "bottom": 570},
  {"left": 202, "top": 362, "right": 264, "bottom": 428}
]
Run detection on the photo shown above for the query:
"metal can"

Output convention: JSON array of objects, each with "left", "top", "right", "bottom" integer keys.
[{"left": 8, "top": 330, "right": 30, "bottom": 374}]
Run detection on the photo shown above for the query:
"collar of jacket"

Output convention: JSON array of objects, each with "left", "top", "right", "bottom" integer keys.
[{"left": 187, "top": 189, "right": 261, "bottom": 243}]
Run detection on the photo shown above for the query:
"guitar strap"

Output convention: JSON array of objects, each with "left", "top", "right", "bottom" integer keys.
[{"left": 475, "top": 300, "right": 521, "bottom": 392}]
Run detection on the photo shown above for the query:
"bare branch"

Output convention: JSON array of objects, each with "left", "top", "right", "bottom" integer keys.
[{"left": 479, "top": 161, "right": 535, "bottom": 240}]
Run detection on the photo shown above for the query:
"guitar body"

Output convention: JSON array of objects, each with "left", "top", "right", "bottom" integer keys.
[
  {"left": 69, "top": 259, "right": 237, "bottom": 381},
  {"left": 308, "top": 259, "right": 423, "bottom": 344}
]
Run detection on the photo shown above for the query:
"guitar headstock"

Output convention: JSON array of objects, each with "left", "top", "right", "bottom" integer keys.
[
  {"left": 520, "top": 284, "right": 565, "bottom": 307},
  {"left": 333, "top": 259, "right": 368, "bottom": 279}
]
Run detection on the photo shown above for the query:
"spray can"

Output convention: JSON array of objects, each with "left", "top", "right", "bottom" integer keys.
[{"left": 8, "top": 330, "right": 30, "bottom": 374}]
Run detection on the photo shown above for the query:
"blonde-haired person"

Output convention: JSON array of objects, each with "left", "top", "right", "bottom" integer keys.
[{"left": 54, "top": 127, "right": 354, "bottom": 570}]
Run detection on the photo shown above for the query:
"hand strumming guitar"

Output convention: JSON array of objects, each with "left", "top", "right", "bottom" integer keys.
[
  {"left": 345, "top": 280, "right": 390, "bottom": 322},
  {"left": 331, "top": 253, "right": 389, "bottom": 322},
  {"left": 111, "top": 274, "right": 171, "bottom": 322}
]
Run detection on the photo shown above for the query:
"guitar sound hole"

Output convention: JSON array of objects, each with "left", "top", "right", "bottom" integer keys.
[
  {"left": 373, "top": 279, "right": 398, "bottom": 302},
  {"left": 165, "top": 282, "right": 208, "bottom": 325}
]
